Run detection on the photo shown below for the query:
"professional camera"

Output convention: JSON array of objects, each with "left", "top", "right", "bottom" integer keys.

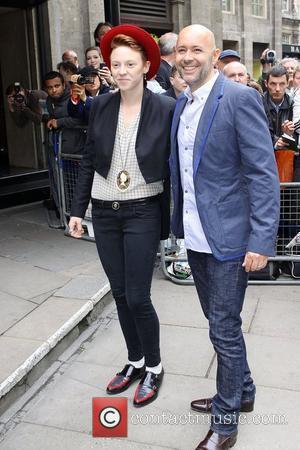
[
  {"left": 265, "top": 50, "right": 276, "bottom": 64},
  {"left": 76, "top": 75, "right": 95, "bottom": 85},
  {"left": 13, "top": 82, "right": 25, "bottom": 104}
]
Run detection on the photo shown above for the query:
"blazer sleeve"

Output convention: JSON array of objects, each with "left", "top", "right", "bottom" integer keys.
[
  {"left": 235, "top": 89, "right": 280, "bottom": 256},
  {"left": 70, "top": 101, "right": 97, "bottom": 218}
]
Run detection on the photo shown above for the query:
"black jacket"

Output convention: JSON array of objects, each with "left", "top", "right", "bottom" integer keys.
[
  {"left": 262, "top": 91, "right": 295, "bottom": 146},
  {"left": 71, "top": 88, "right": 175, "bottom": 239},
  {"left": 45, "top": 88, "right": 86, "bottom": 154},
  {"left": 156, "top": 60, "right": 172, "bottom": 90},
  {"left": 163, "top": 86, "right": 178, "bottom": 100}
]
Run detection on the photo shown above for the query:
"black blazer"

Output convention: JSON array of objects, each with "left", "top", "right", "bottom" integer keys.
[
  {"left": 156, "top": 60, "right": 172, "bottom": 90},
  {"left": 71, "top": 88, "right": 175, "bottom": 239}
]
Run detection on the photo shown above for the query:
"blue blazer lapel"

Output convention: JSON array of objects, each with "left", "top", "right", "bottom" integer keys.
[{"left": 193, "top": 74, "right": 225, "bottom": 177}]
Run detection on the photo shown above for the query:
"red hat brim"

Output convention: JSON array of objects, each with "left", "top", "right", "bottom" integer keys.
[{"left": 100, "top": 24, "right": 161, "bottom": 81}]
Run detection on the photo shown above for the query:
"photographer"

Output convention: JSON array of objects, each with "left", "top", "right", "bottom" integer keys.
[
  {"left": 6, "top": 82, "right": 47, "bottom": 127},
  {"left": 43, "top": 71, "right": 86, "bottom": 222},
  {"left": 85, "top": 46, "right": 113, "bottom": 86},
  {"left": 68, "top": 66, "right": 110, "bottom": 123},
  {"left": 262, "top": 65, "right": 296, "bottom": 150},
  {"left": 43, "top": 70, "right": 86, "bottom": 153}
]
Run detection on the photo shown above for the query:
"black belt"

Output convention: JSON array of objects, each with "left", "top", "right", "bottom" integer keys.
[{"left": 91, "top": 195, "right": 160, "bottom": 210}]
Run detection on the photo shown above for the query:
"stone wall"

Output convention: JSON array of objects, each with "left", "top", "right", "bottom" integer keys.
[{"left": 47, "top": 0, "right": 105, "bottom": 69}]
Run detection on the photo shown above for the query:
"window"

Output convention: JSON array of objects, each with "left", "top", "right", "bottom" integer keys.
[
  {"left": 222, "top": 0, "right": 234, "bottom": 13},
  {"left": 282, "top": 33, "right": 291, "bottom": 44},
  {"left": 252, "top": 0, "right": 266, "bottom": 17},
  {"left": 282, "top": 0, "right": 290, "bottom": 11}
]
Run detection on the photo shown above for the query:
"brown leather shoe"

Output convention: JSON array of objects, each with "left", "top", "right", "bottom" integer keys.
[
  {"left": 191, "top": 397, "right": 254, "bottom": 414},
  {"left": 195, "top": 429, "right": 238, "bottom": 450}
]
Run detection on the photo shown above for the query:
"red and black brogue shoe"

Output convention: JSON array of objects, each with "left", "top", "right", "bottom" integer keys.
[
  {"left": 106, "top": 364, "right": 145, "bottom": 395},
  {"left": 133, "top": 368, "right": 164, "bottom": 407}
]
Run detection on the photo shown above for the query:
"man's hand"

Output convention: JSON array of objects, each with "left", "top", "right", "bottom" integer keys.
[
  {"left": 7, "top": 94, "right": 16, "bottom": 112},
  {"left": 47, "top": 118, "right": 58, "bottom": 129},
  {"left": 242, "top": 252, "right": 268, "bottom": 272},
  {"left": 70, "top": 83, "right": 87, "bottom": 102},
  {"left": 260, "top": 48, "right": 273, "bottom": 73},
  {"left": 275, "top": 137, "right": 290, "bottom": 149},
  {"left": 68, "top": 216, "right": 84, "bottom": 238},
  {"left": 282, "top": 120, "right": 295, "bottom": 136}
]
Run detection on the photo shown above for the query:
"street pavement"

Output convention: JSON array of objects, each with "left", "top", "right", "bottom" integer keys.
[
  {"left": 0, "top": 202, "right": 108, "bottom": 405},
  {"left": 0, "top": 202, "right": 300, "bottom": 449}
]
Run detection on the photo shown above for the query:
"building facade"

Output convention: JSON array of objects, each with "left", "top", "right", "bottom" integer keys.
[
  {"left": 0, "top": 0, "right": 298, "bottom": 182},
  {"left": 282, "top": 0, "right": 300, "bottom": 57}
]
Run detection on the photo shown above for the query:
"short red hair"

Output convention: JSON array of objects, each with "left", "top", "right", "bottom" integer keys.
[{"left": 111, "top": 34, "right": 147, "bottom": 62}]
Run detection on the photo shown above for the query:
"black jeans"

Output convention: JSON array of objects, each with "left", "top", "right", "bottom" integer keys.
[{"left": 92, "top": 199, "right": 161, "bottom": 367}]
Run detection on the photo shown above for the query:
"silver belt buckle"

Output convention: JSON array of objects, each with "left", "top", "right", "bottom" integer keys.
[{"left": 112, "top": 201, "right": 120, "bottom": 210}]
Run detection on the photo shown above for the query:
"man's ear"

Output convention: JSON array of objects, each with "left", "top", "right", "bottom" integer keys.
[
  {"left": 212, "top": 48, "right": 221, "bottom": 67},
  {"left": 264, "top": 80, "right": 268, "bottom": 88}
]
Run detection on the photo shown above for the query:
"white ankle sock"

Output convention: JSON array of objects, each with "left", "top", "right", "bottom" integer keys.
[
  {"left": 146, "top": 362, "right": 162, "bottom": 375},
  {"left": 128, "top": 357, "right": 145, "bottom": 369}
]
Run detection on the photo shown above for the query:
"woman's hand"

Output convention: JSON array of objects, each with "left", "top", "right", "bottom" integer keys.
[
  {"left": 68, "top": 216, "right": 84, "bottom": 238},
  {"left": 99, "top": 66, "right": 114, "bottom": 85}
]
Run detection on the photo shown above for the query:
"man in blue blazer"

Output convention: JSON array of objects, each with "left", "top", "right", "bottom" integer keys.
[{"left": 170, "top": 25, "right": 280, "bottom": 450}]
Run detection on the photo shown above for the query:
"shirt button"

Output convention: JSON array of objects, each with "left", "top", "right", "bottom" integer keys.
[
  {"left": 186, "top": 126, "right": 189, "bottom": 129},
  {"left": 185, "top": 210, "right": 188, "bottom": 214},
  {"left": 185, "top": 190, "right": 188, "bottom": 193},
  {"left": 185, "top": 169, "right": 188, "bottom": 172},
  {"left": 185, "top": 147, "right": 188, "bottom": 150}
]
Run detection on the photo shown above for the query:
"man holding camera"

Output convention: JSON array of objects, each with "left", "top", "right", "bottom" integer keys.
[
  {"left": 6, "top": 82, "right": 47, "bottom": 127},
  {"left": 43, "top": 70, "right": 85, "bottom": 153},
  {"left": 43, "top": 71, "right": 86, "bottom": 222},
  {"left": 262, "top": 65, "right": 296, "bottom": 150}
]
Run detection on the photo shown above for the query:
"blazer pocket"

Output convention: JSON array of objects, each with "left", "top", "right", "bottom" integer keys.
[{"left": 217, "top": 198, "right": 251, "bottom": 249}]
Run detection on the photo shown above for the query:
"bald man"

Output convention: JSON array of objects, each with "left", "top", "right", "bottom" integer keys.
[
  {"left": 170, "top": 25, "right": 280, "bottom": 450},
  {"left": 223, "top": 61, "right": 248, "bottom": 85},
  {"left": 62, "top": 49, "right": 79, "bottom": 68}
]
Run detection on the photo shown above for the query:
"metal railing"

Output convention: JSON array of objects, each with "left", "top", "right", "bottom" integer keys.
[{"left": 47, "top": 130, "right": 300, "bottom": 284}]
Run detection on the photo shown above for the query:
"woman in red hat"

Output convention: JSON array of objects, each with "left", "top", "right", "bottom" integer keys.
[{"left": 69, "top": 25, "right": 175, "bottom": 407}]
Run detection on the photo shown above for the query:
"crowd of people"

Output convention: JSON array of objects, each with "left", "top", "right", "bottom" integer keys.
[
  {"left": 6, "top": 22, "right": 300, "bottom": 162},
  {"left": 4, "top": 20, "right": 297, "bottom": 450}
]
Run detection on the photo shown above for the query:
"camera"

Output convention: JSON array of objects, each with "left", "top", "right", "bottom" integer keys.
[
  {"left": 13, "top": 82, "right": 25, "bottom": 104},
  {"left": 266, "top": 50, "right": 276, "bottom": 64},
  {"left": 76, "top": 75, "right": 95, "bottom": 85}
]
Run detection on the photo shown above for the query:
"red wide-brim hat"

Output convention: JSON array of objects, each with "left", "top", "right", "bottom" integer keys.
[{"left": 100, "top": 24, "right": 161, "bottom": 80}]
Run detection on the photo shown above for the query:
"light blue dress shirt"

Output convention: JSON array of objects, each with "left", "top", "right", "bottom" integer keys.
[{"left": 178, "top": 72, "right": 219, "bottom": 253}]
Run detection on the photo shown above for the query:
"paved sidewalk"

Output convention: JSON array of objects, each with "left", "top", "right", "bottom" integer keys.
[
  {"left": 0, "top": 202, "right": 109, "bottom": 407},
  {"left": 0, "top": 261, "right": 299, "bottom": 449}
]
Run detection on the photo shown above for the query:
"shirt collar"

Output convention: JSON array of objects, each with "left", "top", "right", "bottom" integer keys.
[{"left": 184, "top": 70, "right": 219, "bottom": 102}]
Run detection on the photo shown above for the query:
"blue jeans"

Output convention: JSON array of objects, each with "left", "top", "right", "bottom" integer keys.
[{"left": 187, "top": 250, "right": 256, "bottom": 435}]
